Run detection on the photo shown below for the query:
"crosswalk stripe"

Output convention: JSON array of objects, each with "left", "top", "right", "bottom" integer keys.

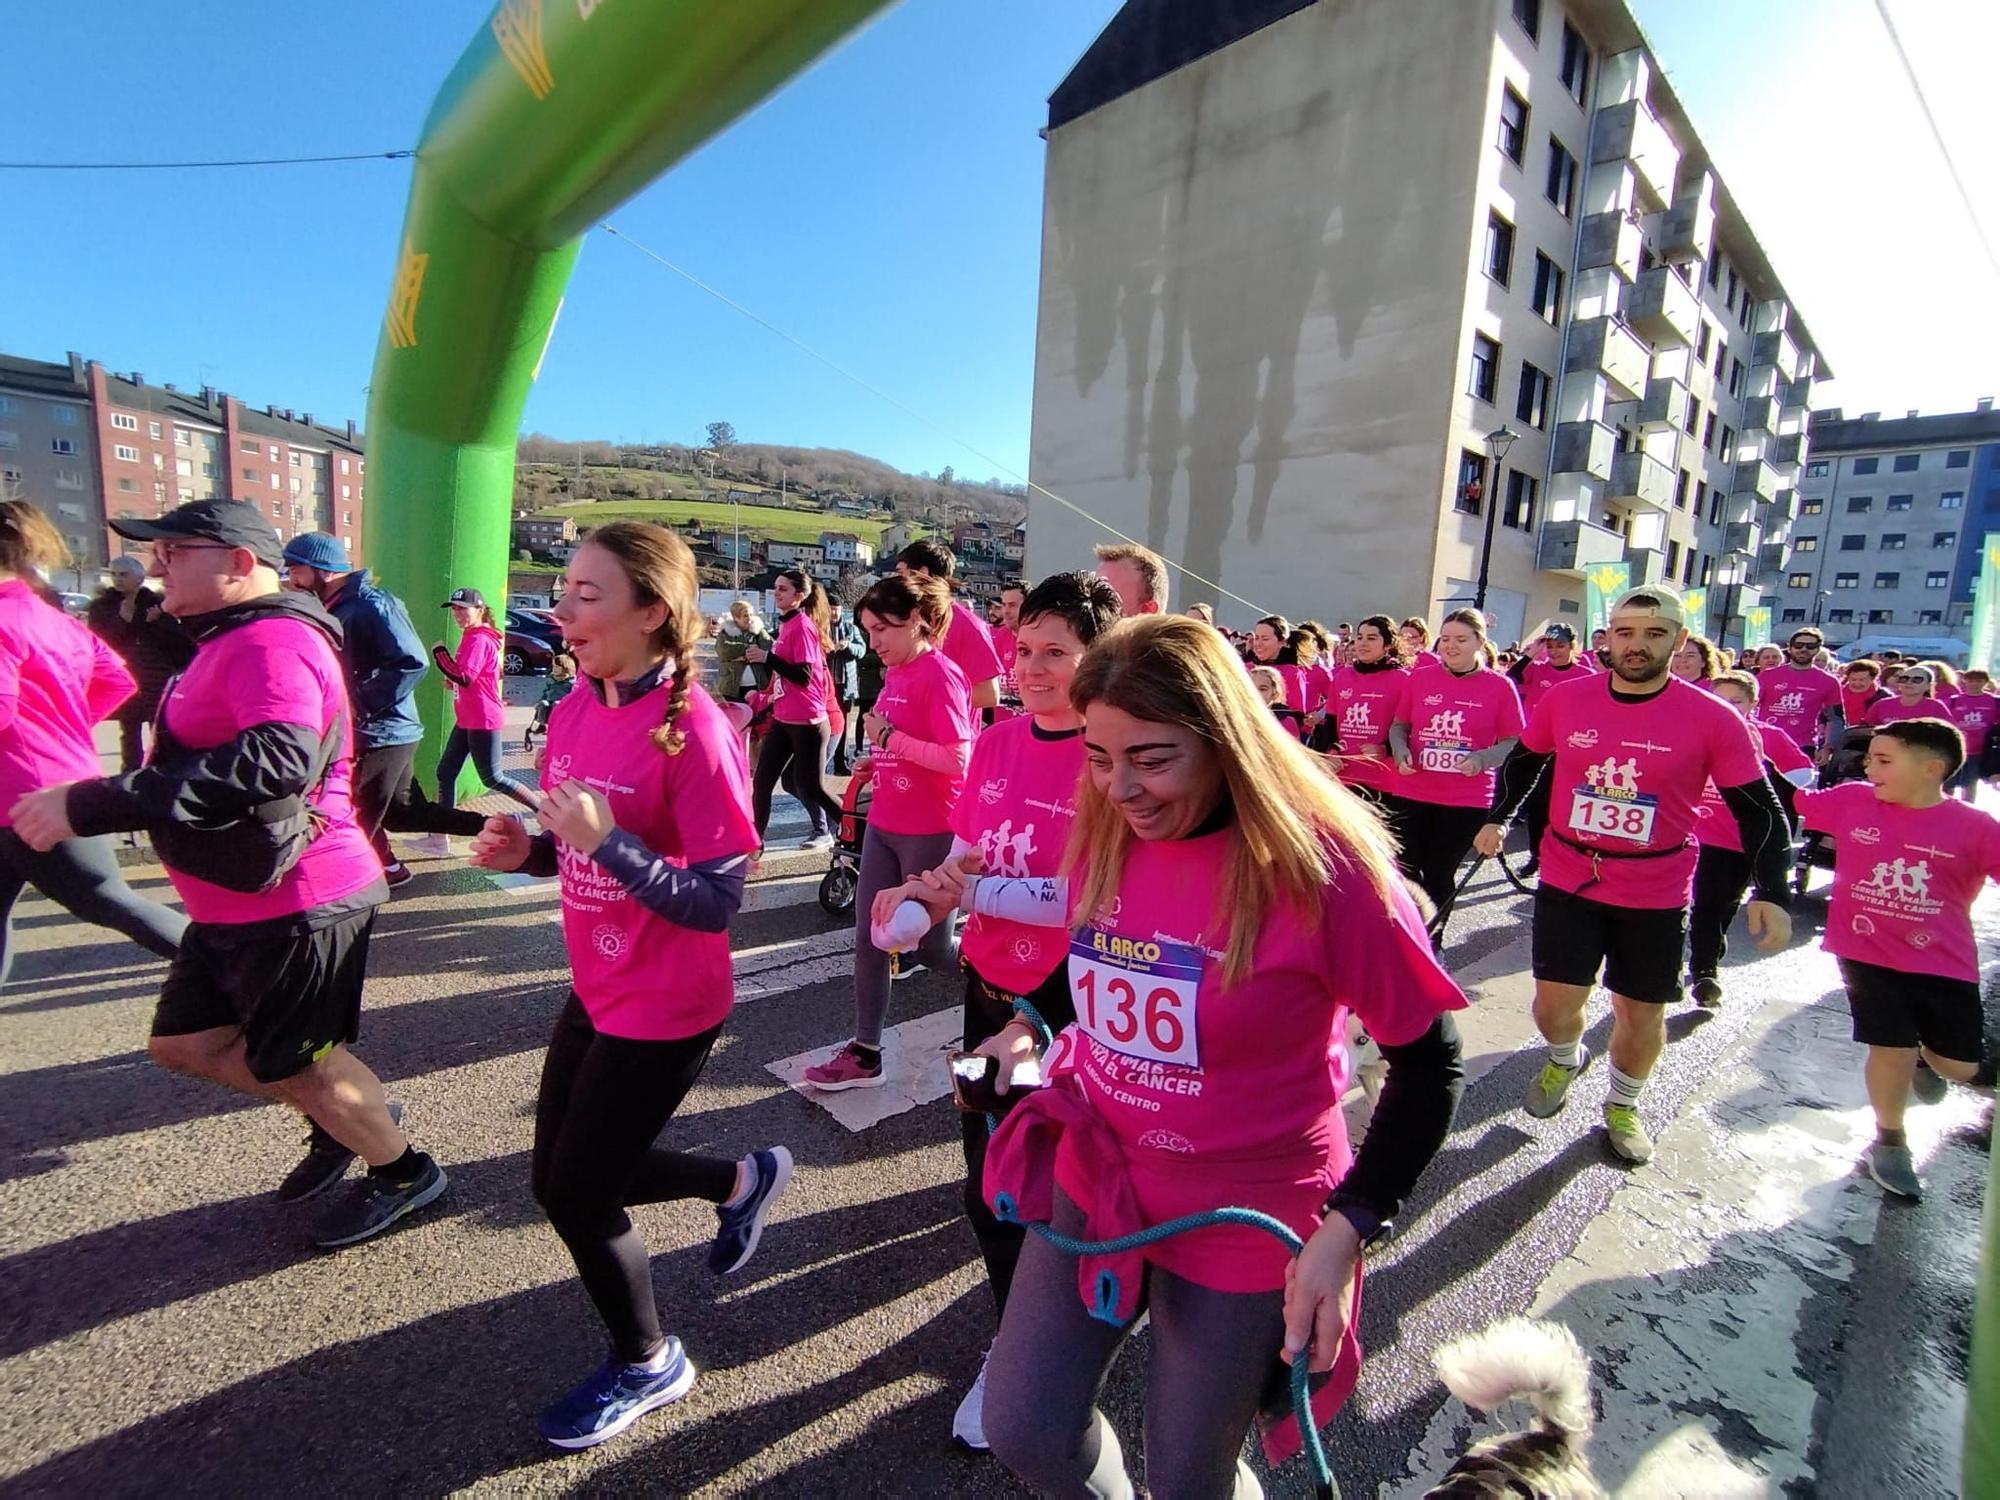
[{"left": 765, "top": 1004, "right": 963, "bottom": 1132}]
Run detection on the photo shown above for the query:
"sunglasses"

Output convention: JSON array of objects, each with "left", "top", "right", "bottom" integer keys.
[{"left": 1895, "top": 674, "right": 1930, "bottom": 684}]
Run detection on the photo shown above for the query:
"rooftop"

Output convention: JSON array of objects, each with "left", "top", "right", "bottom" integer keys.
[{"left": 1806, "top": 403, "right": 2000, "bottom": 453}]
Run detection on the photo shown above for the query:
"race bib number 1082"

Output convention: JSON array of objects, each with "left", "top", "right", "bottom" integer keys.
[{"left": 1068, "top": 928, "right": 1204, "bottom": 1068}]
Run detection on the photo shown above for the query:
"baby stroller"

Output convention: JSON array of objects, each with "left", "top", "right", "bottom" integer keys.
[
  {"left": 818, "top": 761, "right": 874, "bottom": 915},
  {"left": 1793, "top": 723, "right": 1873, "bottom": 897}
]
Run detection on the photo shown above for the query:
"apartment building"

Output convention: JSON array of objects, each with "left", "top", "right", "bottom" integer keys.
[
  {"left": 0, "top": 353, "right": 104, "bottom": 581},
  {"left": 1778, "top": 401, "right": 2000, "bottom": 652},
  {"left": 1024, "top": 0, "right": 1826, "bottom": 646}
]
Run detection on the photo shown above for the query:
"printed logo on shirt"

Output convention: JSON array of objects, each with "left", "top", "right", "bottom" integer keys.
[
  {"left": 1135, "top": 1128, "right": 1196, "bottom": 1155},
  {"left": 977, "top": 818, "right": 1039, "bottom": 878},
  {"left": 978, "top": 777, "right": 1008, "bottom": 806},
  {"left": 1849, "top": 825, "right": 1883, "bottom": 846},
  {"left": 1340, "top": 702, "right": 1376, "bottom": 731},
  {"left": 1424, "top": 709, "right": 1467, "bottom": 741},
  {"left": 1585, "top": 756, "right": 1643, "bottom": 795},
  {"left": 1566, "top": 729, "right": 1600, "bottom": 749},
  {"left": 547, "top": 753, "right": 574, "bottom": 785},
  {"left": 1423, "top": 692, "right": 1445, "bottom": 707},
  {"left": 591, "top": 922, "right": 630, "bottom": 962},
  {"left": 1773, "top": 691, "right": 1807, "bottom": 717},
  {"left": 1853, "top": 856, "right": 1941, "bottom": 919}
]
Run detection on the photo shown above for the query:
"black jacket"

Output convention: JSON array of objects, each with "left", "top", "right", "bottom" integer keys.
[{"left": 85, "top": 584, "right": 194, "bottom": 716}]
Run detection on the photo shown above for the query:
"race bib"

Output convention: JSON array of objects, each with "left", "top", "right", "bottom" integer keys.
[
  {"left": 1568, "top": 788, "right": 1658, "bottom": 843},
  {"left": 1069, "top": 928, "right": 1203, "bottom": 1068},
  {"left": 1419, "top": 741, "right": 1467, "bottom": 773}
]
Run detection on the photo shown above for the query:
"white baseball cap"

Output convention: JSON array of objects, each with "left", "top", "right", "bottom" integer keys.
[{"left": 1607, "top": 583, "right": 1686, "bottom": 629}]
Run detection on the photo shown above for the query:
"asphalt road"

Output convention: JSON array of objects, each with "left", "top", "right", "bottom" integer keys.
[{"left": 0, "top": 726, "right": 1990, "bottom": 1498}]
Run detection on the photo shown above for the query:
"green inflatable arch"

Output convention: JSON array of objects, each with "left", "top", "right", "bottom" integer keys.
[{"left": 361, "top": 0, "right": 892, "bottom": 794}]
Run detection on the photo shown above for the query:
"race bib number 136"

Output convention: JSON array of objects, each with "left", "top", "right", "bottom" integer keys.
[{"left": 1068, "top": 929, "right": 1204, "bottom": 1068}]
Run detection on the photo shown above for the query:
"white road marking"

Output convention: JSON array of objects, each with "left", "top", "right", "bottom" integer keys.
[{"left": 765, "top": 1006, "right": 963, "bottom": 1131}]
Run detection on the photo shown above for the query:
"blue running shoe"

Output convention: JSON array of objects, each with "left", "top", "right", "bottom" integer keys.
[
  {"left": 537, "top": 1340, "right": 697, "bottom": 1450},
  {"left": 709, "top": 1146, "right": 793, "bottom": 1275}
]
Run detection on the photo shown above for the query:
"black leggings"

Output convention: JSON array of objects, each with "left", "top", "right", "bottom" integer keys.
[
  {"left": 436, "top": 726, "right": 534, "bottom": 807},
  {"left": 531, "top": 993, "right": 738, "bottom": 1363},
  {"left": 0, "top": 829, "right": 186, "bottom": 987},
  {"left": 1688, "top": 843, "right": 1752, "bottom": 981},
  {"left": 751, "top": 719, "right": 842, "bottom": 840},
  {"left": 1384, "top": 796, "right": 1487, "bottom": 930}
]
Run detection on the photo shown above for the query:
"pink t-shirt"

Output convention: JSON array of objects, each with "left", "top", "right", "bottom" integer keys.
[
  {"left": 159, "top": 615, "right": 381, "bottom": 924},
  {"left": 1392, "top": 664, "right": 1525, "bottom": 809},
  {"left": 1695, "top": 719, "right": 1812, "bottom": 852},
  {"left": 1798, "top": 781, "right": 2000, "bottom": 983},
  {"left": 950, "top": 716, "right": 1083, "bottom": 994},
  {"left": 1840, "top": 685, "right": 1889, "bottom": 727},
  {"left": 445, "top": 624, "right": 505, "bottom": 731},
  {"left": 1511, "top": 658, "right": 1593, "bottom": 717},
  {"left": 1868, "top": 696, "right": 1954, "bottom": 728},
  {"left": 0, "top": 580, "right": 134, "bottom": 822},
  {"left": 1328, "top": 665, "right": 1409, "bottom": 791},
  {"left": 989, "top": 624, "right": 1020, "bottom": 725},
  {"left": 937, "top": 599, "right": 1004, "bottom": 691},
  {"left": 1053, "top": 828, "right": 1466, "bottom": 1292},
  {"left": 544, "top": 678, "right": 758, "bottom": 1039},
  {"left": 1410, "top": 648, "right": 1442, "bottom": 670},
  {"left": 769, "top": 609, "right": 830, "bottom": 725},
  {"left": 1303, "top": 661, "right": 1335, "bottom": 717},
  {"left": 869, "top": 647, "right": 976, "bottom": 835},
  {"left": 1951, "top": 691, "right": 1997, "bottom": 742},
  {"left": 1756, "top": 663, "right": 1844, "bottom": 749},
  {"left": 1520, "top": 674, "right": 1763, "bottom": 910}
]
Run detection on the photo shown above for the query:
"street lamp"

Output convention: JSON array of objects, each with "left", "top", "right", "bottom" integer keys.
[
  {"left": 1812, "top": 590, "right": 1830, "bottom": 626},
  {"left": 1472, "top": 423, "right": 1520, "bottom": 612}
]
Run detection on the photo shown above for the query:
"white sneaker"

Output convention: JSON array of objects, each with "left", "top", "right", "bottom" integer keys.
[
  {"left": 405, "top": 833, "right": 453, "bottom": 859},
  {"left": 951, "top": 1342, "right": 994, "bottom": 1451},
  {"left": 797, "top": 832, "right": 835, "bottom": 851}
]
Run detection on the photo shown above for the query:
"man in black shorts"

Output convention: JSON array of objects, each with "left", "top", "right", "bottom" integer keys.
[
  {"left": 12, "top": 500, "right": 445, "bottom": 1247},
  {"left": 1476, "top": 586, "right": 1794, "bottom": 1164}
]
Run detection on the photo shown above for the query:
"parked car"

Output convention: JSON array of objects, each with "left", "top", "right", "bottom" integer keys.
[
  {"left": 503, "top": 629, "right": 555, "bottom": 676},
  {"left": 505, "top": 607, "right": 562, "bottom": 645},
  {"left": 58, "top": 592, "right": 92, "bottom": 618}
]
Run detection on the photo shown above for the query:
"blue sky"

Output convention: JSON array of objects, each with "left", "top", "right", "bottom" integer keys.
[{"left": 2, "top": 1, "right": 1994, "bottom": 480}]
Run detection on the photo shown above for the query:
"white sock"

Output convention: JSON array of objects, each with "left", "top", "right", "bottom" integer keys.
[
  {"left": 1548, "top": 1038, "right": 1583, "bottom": 1069},
  {"left": 723, "top": 1158, "right": 754, "bottom": 1208},
  {"left": 1608, "top": 1064, "right": 1647, "bottom": 1109},
  {"left": 634, "top": 1340, "right": 675, "bottom": 1373}
]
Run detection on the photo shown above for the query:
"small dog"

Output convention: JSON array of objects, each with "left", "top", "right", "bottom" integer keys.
[{"left": 1424, "top": 1317, "right": 1604, "bottom": 1498}]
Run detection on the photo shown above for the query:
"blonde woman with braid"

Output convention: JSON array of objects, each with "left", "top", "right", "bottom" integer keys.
[{"left": 469, "top": 523, "right": 790, "bottom": 1451}]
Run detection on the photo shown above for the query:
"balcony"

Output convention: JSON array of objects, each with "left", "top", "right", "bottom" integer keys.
[
  {"left": 1773, "top": 432, "right": 1804, "bottom": 469},
  {"left": 1551, "top": 421, "right": 1618, "bottom": 482},
  {"left": 1538, "top": 518, "right": 1628, "bottom": 576},
  {"left": 1780, "top": 375, "right": 1813, "bottom": 411},
  {"left": 1625, "top": 545, "right": 1667, "bottom": 585},
  {"left": 1757, "top": 543, "right": 1787, "bottom": 575},
  {"left": 1566, "top": 316, "right": 1652, "bottom": 402},
  {"left": 1625, "top": 264, "right": 1701, "bottom": 349},
  {"left": 1638, "top": 375, "right": 1691, "bottom": 434},
  {"left": 1578, "top": 212, "right": 1644, "bottom": 283},
  {"left": 1734, "top": 459, "right": 1780, "bottom": 503},
  {"left": 1592, "top": 98, "right": 1681, "bottom": 208},
  {"left": 1659, "top": 181, "right": 1717, "bottom": 265},
  {"left": 1741, "top": 397, "right": 1778, "bottom": 435},
  {"left": 1724, "top": 521, "right": 1763, "bottom": 556},
  {"left": 1770, "top": 489, "right": 1799, "bottom": 522},
  {"left": 1608, "top": 449, "right": 1675, "bottom": 510},
  {"left": 1752, "top": 328, "right": 1802, "bottom": 382}
]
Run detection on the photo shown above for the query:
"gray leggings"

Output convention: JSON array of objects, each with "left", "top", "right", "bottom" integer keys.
[
  {"left": 982, "top": 1187, "right": 1279, "bottom": 1500},
  {"left": 852, "top": 824, "right": 957, "bottom": 1047},
  {"left": 0, "top": 829, "right": 187, "bottom": 988}
]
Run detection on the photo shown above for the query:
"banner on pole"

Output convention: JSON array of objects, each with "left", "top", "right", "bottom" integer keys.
[
  {"left": 1584, "top": 562, "right": 1631, "bottom": 638},
  {"left": 1681, "top": 586, "right": 1708, "bottom": 637},
  {"left": 1969, "top": 534, "right": 2000, "bottom": 673},
  {"left": 1743, "top": 605, "right": 1772, "bottom": 649}
]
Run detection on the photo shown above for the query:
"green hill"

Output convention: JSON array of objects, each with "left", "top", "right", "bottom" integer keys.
[{"left": 533, "top": 497, "right": 890, "bottom": 547}]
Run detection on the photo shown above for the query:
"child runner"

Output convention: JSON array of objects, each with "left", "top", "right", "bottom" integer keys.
[
  {"left": 1386, "top": 608, "right": 1524, "bottom": 936},
  {"left": 744, "top": 567, "right": 845, "bottom": 853},
  {"left": 427, "top": 587, "right": 535, "bottom": 827},
  {"left": 976, "top": 616, "right": 1466, "bottom": 1499},
  {"left": 1327, "top": 614, "right": 1413, "bottom": 814},
  {"left": 1253, "top": 666, "right": 1307, "bottom": 739},
  {"left": 467, "top": 523, "right": 789, "bottom": 1449},
  {"left": 804, "top": 572, "right": 977, "bottom": 1090},
  {"left": 872, "top": 570, "right": 1122, "bottom": 1450},
  {"left": 1796, "top": 718, "right": 2000, "bottom": 1199},
  {"left": 1687, "top": 671, "right": 1814, "bottom": 1009},
  {"left": 1477, "top": 586, "right": 1795, "bottom": 1164}
]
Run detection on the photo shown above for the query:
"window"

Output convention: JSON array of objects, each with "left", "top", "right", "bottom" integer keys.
[
  {"left": 1720, "top": 424, "right": 1735, "bottom": 457},
  {"left": 1874, "top": 572, "right": 1900, "bottom": 589},
  {"left": 1934, "top": 531, "right": 1957, "bottom": 548},
  {"left": 1926, "top": 571, "right": 1949, "bottom": 589},
  {"left": 0, "top": 396, "right": 10, "bottom": 414},
  {"left": 1846, "top": 496, "right": 1872, "bottom": 513},
  {"left": 111, "top": 412, "right": 138, "bottom": 431},
  {"left": 1827, "top": 607, "right": 1854, "bottom": 623},
  {"left": 1893, "top": 453, "right": 1920, "bottom": 473},
  {"left": 1545, "top": 138, "right": 1577, "bottom": 216},
  {"left": 1674, "top": 470, "right": 1690, "bottom": 509},
  {"left": 152, "top": 453, "right": 164, "bottom": 470},
  {"left": 1729, "top": 360, "right": 1745, "bottom": 397},
  {"left": 1727, "top": 267, "right": 1739, "bottom": 307},
  {"left": 52, "top": 405, "right": 75, "bottom": 425},
  {"left": 1469, "top": 333, "right": 1500, "bottom": 402},
  {"left": 175, "top": 428, "right": 190, "bottom": 447},
  {"left": 1703, "top": 413, "right": 1718, "bottom": 453},
  {"left": 242, "top": 467, "right": 261, "bottom": 483},
  {"left": 1853, "top": 456, "right": 1879, "bottom": 475},
  {"left": 1516, "top": 362, "right": 1552, "bottom": 429},
  {"left": 1918, "top": 609, "right": 1944, "bottom": 625},
  {"left": 1839, "top": 535, "right": 1866, "bottom": 551},
  {"left": 201, "top": 462, "right": 217, "bottom": 479},
  {"left": 342, "top": 510, "right": 352, "bottom": 528},
  {"left": 1946, "top": 449, "right": 1971, "bottom": 469},
  {"left": 239, "top": 439, "right": 260, "bottom": 454},
  {"left": 50, "top": 438, "right": 76, "bottom": 455},
  {"left": 1787, "top": 572, "right": 1813, "bottom": 589},
  {"left": 114, "top": 443, "right": 139, "bottom": 462},
  {"left": 148, "top": 421, "right": 162, "bottom": 440},
  {"left": 1802, "top": 497, "right": 1824, "bottom": 515},
  {"left": 1707, "top": 253, "right": 1723, "bottom": 290},
  {"left": 1497, "top": 86, "right": 1529, "bottom": 163},
  {"left": 0, "top": 430, "right": 15, "bottom": 450},
  {"left": 1883, "top": 494, "right": 1913, "bottom": 512},
  {"left": 268, "top": 444, "right": 279, "bottom": 460},
  {"left": 1794, "top": 535, "right": 1818, "bottom": 552},
  {"left": 1667, "top": 539, "right": 1682, "bottom": 575},
  {"left": 1834, "top": 573, "right": 1859, "bottom": 589},
  {"left": 1504, "top": 470, "right": 1538, "bottom": 530},
  {"left": 1806, "top": 460, "right": 1828, "bottom": 478},
  {"left": 1682, "top": 550, "right": 1698, "bottom": 585},
  {"left": 1693, "top": 478, "right": 1708, "bottom": 519},
  {"left": 52, "top": 470, "right": 82, "bottom": 490},
  {"left": 116, "top": 477, "right": 138, "bottom": 493},
  {"left": 1867, "top": 609, "right": 1895, "bottom": 625},
  {"left": 1455, "top": 449, "right": 1487, "bottom": 514},
  {"left": 1485, "top": 212, "right": 1516, "bottom": 285},
  {"left": 1512, "top": 0, "right": 1541, "bottom": 41},
  {"left": 340, "top": 484, "right": 351, "bottom": 499},
  {"left": 1559, "top": 22, "right": 1589, "bottom": 102},
  {"left": 1707, "top": 486, "right": 1724, "bottom": 526},
  {"left": 1941, "top": 491, "right": 1964, "bottom": 510},
  {"left": 1683, "top": 397, "right": 1701, "bottom": 438},
  {"left": 1700, "top": 554, "right": 1714, "bottom": 586},
  {"left": 1714, "top": 339, "right": 1727, "bottom": 376},
  {"left": 1882, "top": 533, "right": 1907, "bottom": 550},
  {"left": 339, "top": 458, "right": 350, "bottom": 475},
  {"left": 1780, "top": 608, "right": 1806, "bottom": 623}
]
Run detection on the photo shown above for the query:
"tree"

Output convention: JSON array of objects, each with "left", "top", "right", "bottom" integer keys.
[
  {"left": 938, "top": 466, "right": 954, "bottom": 488},
  {"left": 705, "top": 421, "right": 737, "bottom": 453}
]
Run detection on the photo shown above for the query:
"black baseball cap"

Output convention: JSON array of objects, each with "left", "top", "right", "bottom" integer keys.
[
  {"left": 443, "top": 587, "right": 486, "bottom": 608},
  {"left": 109, "top": 499, "right": 286, "bottom": 570},
  {"left": 1544, "top": 622, "right": 1577, "bottom": 643}
]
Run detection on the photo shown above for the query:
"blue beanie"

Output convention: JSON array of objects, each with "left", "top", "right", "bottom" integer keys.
[{"left": 281, "top": 532, "right": 351, "bottom": 572}]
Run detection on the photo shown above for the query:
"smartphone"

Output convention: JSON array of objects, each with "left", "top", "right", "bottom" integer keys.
[{"left": 947, "top": 1050, "right": 1041, "bottom": 1116}]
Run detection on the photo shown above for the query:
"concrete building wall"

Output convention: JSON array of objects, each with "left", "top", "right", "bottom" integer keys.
[
  {"left": 1025, "top": 0, "right": 1491, "bottom": 628},
  {"left": 0, "top": 377, "right": 103, "bottom": 578}
]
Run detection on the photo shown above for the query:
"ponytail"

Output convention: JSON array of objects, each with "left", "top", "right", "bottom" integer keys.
[{"left": 778, "top": 567, "right": 834, "bottom": 651}]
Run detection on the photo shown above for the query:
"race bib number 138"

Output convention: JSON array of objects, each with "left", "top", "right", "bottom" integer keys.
[
  {"left": 1568, "top": 789, "right": 1658, "bottom": 843},
  {"left": 1068, "top": 929, "right": 1204, "bottom": 1068}
]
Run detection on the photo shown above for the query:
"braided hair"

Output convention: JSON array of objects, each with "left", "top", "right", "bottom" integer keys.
[{"left": 582, "top": 521, "right": 704, "bottom": 756}]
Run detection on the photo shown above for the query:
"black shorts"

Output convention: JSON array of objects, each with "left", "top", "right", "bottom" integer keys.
[
  {"left": 151, "top": 909, "right": 377, "bottom": 1083},
  {"left": 1837, "top": 957, "right": 1985, "bottom": 1061},
  {"left": 1531, "top": 882, "right": 1686, "bottom": 1004}
]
